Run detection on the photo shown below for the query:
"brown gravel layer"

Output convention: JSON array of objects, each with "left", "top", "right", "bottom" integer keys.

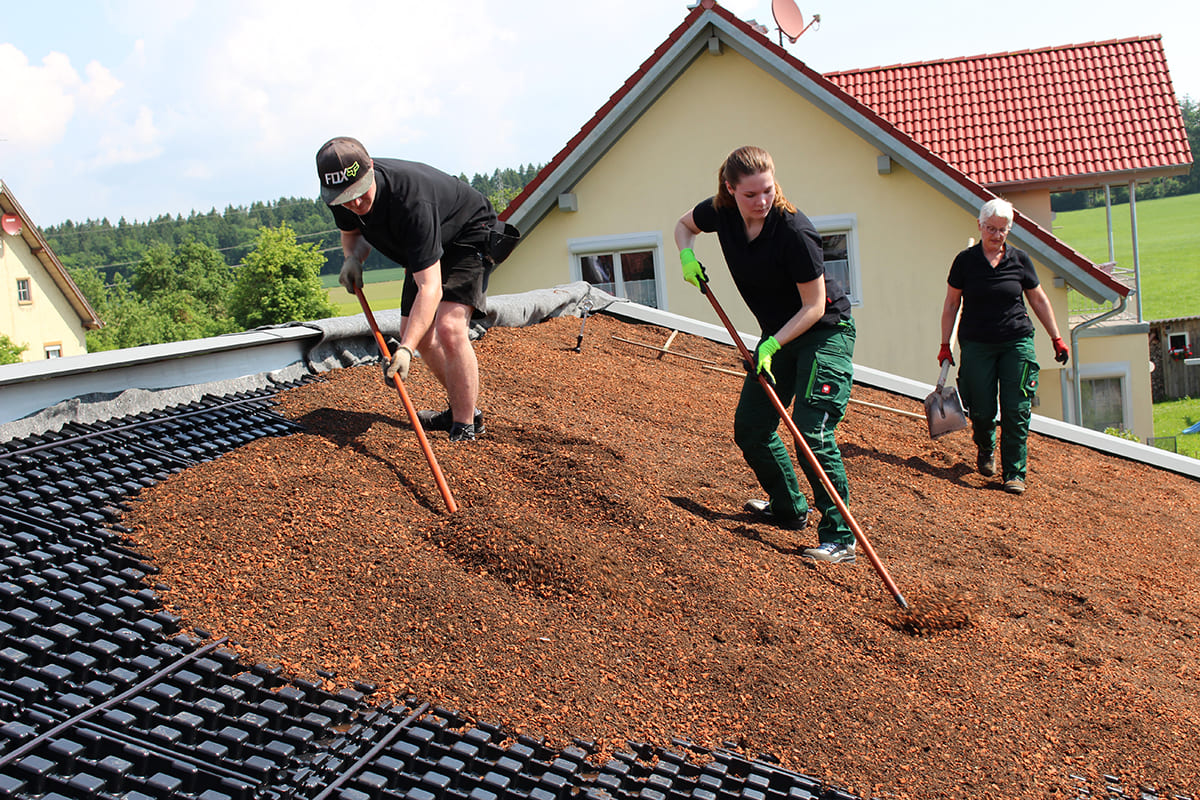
[{"left": 124, "top": 313, "right": 1200, "bottom": 800}]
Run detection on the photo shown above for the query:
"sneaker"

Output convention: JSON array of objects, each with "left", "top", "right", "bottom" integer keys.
[
  {"left": 417, "top": 407, "right": 484, "bottom": 435},
  {"left": 1003, "top": 478, "right": 1026, "bottom": 495},
  {"left": 744, "top": 499, "right": 810, "bottom": 530},
  {"left": 801, "top": 541, "right": 856, "bottom": 564},
  {"left": 448, "top": 422, "right": 477, "bottom": 443},
  {"left": 977, "top": 450, "right": 996, "bottom": 477}
]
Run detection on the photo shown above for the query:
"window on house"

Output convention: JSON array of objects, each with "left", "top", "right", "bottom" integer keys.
[
  {"left": 570, "top": 233, "right": 664, "bottom": 309},
  {"left": 1167, "top": 332, "right": 1191, "bottom": 359},
  {"left": 812, "top": 215, "right": 861, "bottom": 305},
  {"left": 1080, "top": 375, "right": 1125, "bottom": 432},
  {"left": 44, "top": 345, "right": 62, "bottom": 359},
  {"left": 16, "top": 278, "right": 31, "bottom": 304}
]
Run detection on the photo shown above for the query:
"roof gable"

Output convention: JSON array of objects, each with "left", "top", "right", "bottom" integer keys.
[
  {"left": 1, "top": 180, "right": 102, "bottom": 330},
  {"left": 825, "top": 37, "right": 1193, "bottom": 191},
  {"left": 502, "top": 1, "right": 1160, "bottom": 302}
]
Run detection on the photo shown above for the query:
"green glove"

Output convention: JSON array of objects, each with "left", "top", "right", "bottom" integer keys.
[
  {"left": 680, "top": 248, "right": 707, "bottom": 290},
  {"left": 755, "top": 336, "right": 781, "bottom": 383}
]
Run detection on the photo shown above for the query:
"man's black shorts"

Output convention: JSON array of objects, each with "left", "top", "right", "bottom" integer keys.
[{"left": 400, "top": 241, "right": 493, "bottom": 319}]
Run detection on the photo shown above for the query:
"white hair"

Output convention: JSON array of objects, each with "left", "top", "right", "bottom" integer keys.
[{"left": 978, "top": 198, "right": 1014, "bottom": 224}]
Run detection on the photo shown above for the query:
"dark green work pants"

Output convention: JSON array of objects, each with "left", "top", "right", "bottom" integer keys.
[
  {"left": 733, "top": 321, "right": 856, "bottom": 545},
  {"left": 957, "top": 336, "right": 1040, "bottom": 482}
]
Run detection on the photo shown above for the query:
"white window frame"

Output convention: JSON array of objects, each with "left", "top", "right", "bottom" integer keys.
[
  {"left": 810, "top": 213, "right": 862, "bottom": 307},
  {"left": 16, "top": 278, "right": 32, "bottom": 304},
  {"left": 1167, "top": 331, "right": 1191, "bottom": 358},
  {"left": 568, "top": 232, "right": 665, "bottom": 309},
  {"left": 44, "top": 345, "right": 62, "bottom": 359},
  {"left": 1065, "top": 360, "right": 1134, "bottom": 432}
]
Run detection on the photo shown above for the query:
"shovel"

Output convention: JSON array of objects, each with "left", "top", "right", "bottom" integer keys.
[{"left": 924, "top": 361, "right": 969, "bottom": 439}]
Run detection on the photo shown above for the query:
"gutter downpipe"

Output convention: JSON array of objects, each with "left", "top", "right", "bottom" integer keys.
[
  {"left": 1128, "top": 179, "right": 1143, "bottom": 323},
  {"left": 1104, "top": 185, "right": 1115, "bottom": 263},
  {"left": 1070, "top": 292, "right": 1130, "bottom": 426}
]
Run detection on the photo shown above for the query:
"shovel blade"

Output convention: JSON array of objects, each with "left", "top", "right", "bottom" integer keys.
[{"left": 924, "top": 386, "right": 969, "bottom": 439}]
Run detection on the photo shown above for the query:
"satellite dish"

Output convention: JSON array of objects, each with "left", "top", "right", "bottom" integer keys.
[
  {"left": 1, "top": 214, "right": 21, "bottom": 236},
  {"left": 771, "top": 0, "right": 819, "bottom": 45}
]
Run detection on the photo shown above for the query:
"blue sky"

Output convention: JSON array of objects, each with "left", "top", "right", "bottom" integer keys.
[{"left": 2, "top": 0, "right": 1197, "bottom": 227}]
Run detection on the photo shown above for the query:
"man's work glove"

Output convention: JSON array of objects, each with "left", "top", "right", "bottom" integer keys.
[
  {"left": 754, "top": 336, "right": 781, "bottom": 384},
  {"left": 1052, "top": 337, "right": 1070, "bottom": 365},
  {"left": 339, "top": 254, "right": 364, "bottom": 293},
  {"left": 384, "top": 345, "right": 413, "bottom": 383},
  {"left": 938, "top": 342, "right": 954, "bottom": 366},
  {"left": 680, "top": 248, "right": 707, "bottom": 290}
]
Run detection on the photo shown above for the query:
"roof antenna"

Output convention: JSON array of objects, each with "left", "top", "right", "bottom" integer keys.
[{"left": 771, "top": 0, "right": 819, "bottom": 46}]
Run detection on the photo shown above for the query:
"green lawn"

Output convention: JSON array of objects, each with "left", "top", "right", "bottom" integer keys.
[
  {"left": 1053, "top": 193, "right": 1200, "bottom": 322},
  {"left": 321, "top": 268, "right": 407, "bottom": 316},
  {"left": 1150, "top": 396, "right": 1200, "bottom": 458}
]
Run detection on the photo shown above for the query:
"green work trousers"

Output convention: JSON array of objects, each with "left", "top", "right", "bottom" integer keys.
[
  {"left": 957, "top": 336, "right": 1040, "bottom": 482},
  {"left": 733, "top": 321, "right": 856, "bottom": 545}
]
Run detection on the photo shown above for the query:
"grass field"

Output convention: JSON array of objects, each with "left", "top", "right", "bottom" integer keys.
[
  {"left": 1150, "top": 396, "right": 1200, "bottom": 458},
  {"left": 1053, "top": 193, "right": 1200, "bottom": 322},
  {"left": 321, "top": 268, "right": 406, "bottom": 316}
]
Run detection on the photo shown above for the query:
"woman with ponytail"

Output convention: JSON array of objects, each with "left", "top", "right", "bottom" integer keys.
[{"left": 674, "top": 145, "right": 857, "bottom": 564}]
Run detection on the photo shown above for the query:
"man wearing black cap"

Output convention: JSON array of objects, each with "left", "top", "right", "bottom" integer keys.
[{"left": 316, "top": 136, "right": 497, "bottom": 442}]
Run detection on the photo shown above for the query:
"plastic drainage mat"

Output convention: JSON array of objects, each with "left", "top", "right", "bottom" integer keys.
[{"left": 0, "top": 384, "right": 1162, "bottom": 800}]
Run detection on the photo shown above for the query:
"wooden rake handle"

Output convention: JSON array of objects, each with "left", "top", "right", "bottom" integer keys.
[
  {"left": 700, "top": 281, "right": 907, "bottom": 609},
  {"left": 354, "top": 285, "right": 458, "bottom": 514}
]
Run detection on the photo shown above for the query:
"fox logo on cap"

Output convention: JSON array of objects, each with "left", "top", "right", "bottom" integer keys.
[{"left": 324, "top": 160, "right": 361, "bottom": 187}]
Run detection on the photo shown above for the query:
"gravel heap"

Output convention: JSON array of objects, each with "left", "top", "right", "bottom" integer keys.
[{"left": 126, "top": 313, "right": 1200, "bottom": 799}]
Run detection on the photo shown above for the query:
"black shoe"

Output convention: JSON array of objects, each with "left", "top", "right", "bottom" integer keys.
[
  {"left": 977, "top": 450, "right": 996, "bottom": 477},
  {"left": 744, "top": 499, "right": 810, "bottom": 530},
  {"left": 417, "top": 407, "right": 484, "bottom": 435},
  {"left": 448, "top": 422, "right": 477, "bottom": 443}
]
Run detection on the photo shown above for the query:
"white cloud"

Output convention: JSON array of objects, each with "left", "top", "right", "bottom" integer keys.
[
  {"left": 80, "top": 61, "right": 123, "bottom": 111},
  {"left": 90, "top": 106, "right": 161, "bottom": 169},
  {"left": 0, "top": 45, "right": 80, "bottom": 147},
  {"left": 197, "top": 0, "right": 525, "bottom": 163}
]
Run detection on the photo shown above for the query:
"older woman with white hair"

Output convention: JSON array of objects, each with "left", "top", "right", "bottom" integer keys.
[{"left": 938, "top": 198, "right": 1069, "bottom": 495}]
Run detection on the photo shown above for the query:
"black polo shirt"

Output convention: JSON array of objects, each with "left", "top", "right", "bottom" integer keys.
[
  {"left": 691, "top": 198, "right": 851, "bottom": 336},
  {"left": 329, "top": 158, "right": 494, "bottom": 273},
  {"left": 947, "top": 242, "right": 1040, "bottom": 343}
]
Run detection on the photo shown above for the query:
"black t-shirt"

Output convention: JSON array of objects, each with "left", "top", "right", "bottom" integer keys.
[
  {"left": 691, "top": 198, "right": 852, "bottom": 336},
  {"left": 329, "top": 158, "right": 495, "bottom": 272},
  {"left": 947, "top": 243, "right": 1040, "bottom": 343}
]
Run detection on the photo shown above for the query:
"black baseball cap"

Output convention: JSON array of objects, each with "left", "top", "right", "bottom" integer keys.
[{"left": 316, "top": 137, "right": 375, "bottom": 205}]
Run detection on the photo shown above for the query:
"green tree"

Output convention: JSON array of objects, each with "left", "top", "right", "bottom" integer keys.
[
  {"left": 229, "top": 222, "right": 335, "bottom": 328},
  {"left": 0, "top": 333, "right": 28, "bottom": 364}
]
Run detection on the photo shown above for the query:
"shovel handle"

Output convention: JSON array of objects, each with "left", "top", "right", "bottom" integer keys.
[
  {"left": 701, "top": 280, "right": 908, "bottom": 609},
  {"left": 937, "top": 359, "right": 952, "bottom": 389},
  {"left": 355, "top": 286, "right": 459, "bottom": 514}
]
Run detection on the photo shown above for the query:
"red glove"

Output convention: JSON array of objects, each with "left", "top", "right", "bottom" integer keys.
[
  {"left": 1052, "top": 337, "right": 1069, "bottom": 364},
  {"left": 937, "top": 343, "right": 954, "bottom": 366}
]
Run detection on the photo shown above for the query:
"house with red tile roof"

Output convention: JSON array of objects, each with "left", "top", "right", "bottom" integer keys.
[{"left": 487, "top": 0, "right": 1191, "bottom": 440}]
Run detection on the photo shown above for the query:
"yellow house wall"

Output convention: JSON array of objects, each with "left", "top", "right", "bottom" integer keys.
[
  {"left": 1, "top": 232, "right": 88, "bottom": 361},
  {"left": 493, "top": 47, "right": 1133, "bottom": 425},
  {"left": 1073, "top": 332, "right": 1154, "bottom": 440}
]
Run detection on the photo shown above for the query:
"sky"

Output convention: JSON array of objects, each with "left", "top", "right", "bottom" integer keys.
[{"left": 2, "top": 0, "right": 1197, "bottom": 228}]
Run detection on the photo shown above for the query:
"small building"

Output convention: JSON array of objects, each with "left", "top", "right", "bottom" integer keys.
[
  {"left": 1, "top": 179, "right": 102, "bottom": 361},
  {"left": 1149, "top": 316, "right": 1200, "bottom": 402}
]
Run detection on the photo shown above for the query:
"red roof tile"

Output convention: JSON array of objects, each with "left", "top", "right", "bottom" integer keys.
[{"left": 825, "top": 37, "right": 1193, "bottom": 187}]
